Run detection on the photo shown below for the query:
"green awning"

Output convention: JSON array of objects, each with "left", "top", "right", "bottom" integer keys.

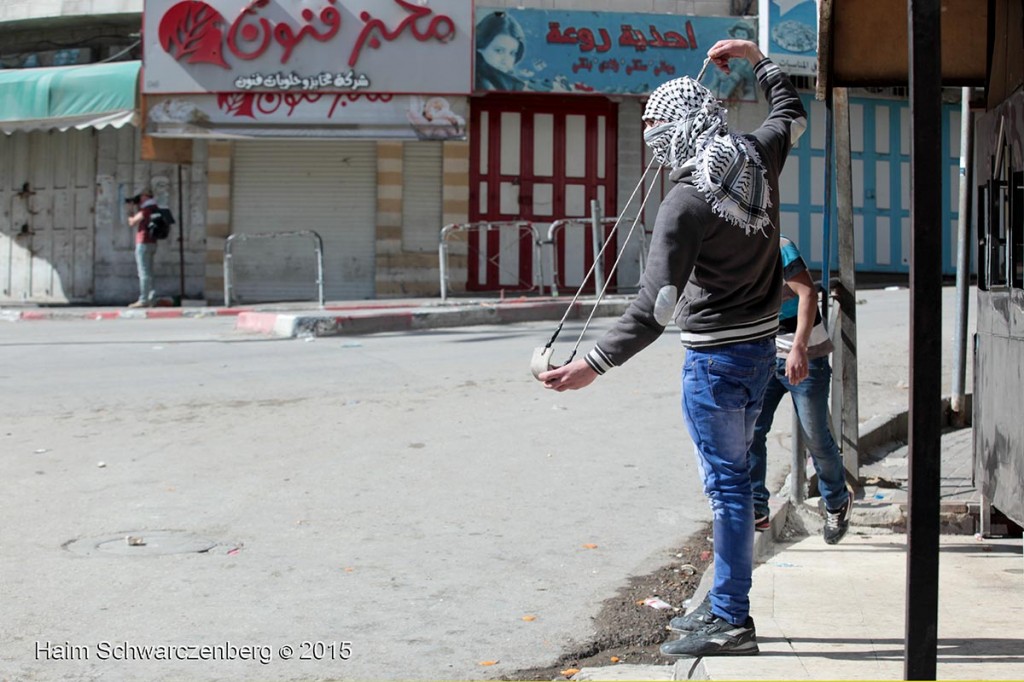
[{"left": 0, "top": 60, "right": 140, "bottom": 134}]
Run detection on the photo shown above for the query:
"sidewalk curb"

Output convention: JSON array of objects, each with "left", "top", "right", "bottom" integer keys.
[
  {"left": 235, "top": 299, "right": 633, "bottom": 337},
  {"left": 1, "top": 306, "right": 246, "bottom": 322}
]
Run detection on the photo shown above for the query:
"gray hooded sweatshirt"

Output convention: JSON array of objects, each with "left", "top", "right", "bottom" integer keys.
[{"left": 585, "top": 59, "right": 807, "bottom": 375}]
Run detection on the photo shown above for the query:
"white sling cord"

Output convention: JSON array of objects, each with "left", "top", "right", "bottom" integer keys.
[
  {"left": 533, "top": 58, "right": 711, "bottom": 376},
  {"left": 534, "top": 155, "right": 662, "bottom": 370}
]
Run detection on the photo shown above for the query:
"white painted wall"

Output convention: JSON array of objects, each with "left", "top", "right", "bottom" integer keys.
[
  {"left": 479, "top": 0, "right": 733, "bottom": 14},
  {"left": 3, "top": 0, "right": 733, "bottom": 24},
  {"left": 0, "top": 1, "right": 142, "bottom": 23}
]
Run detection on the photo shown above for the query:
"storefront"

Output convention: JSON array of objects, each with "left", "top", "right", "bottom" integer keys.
[
  {"left": 141, "top": 0, "right": 474, "bottom": 302},
  {"left": 468, "top": 8, "right": 764, "bottom": 295},
  {"left": 0, "top": 60, "right": 207, "bottom": 305}
]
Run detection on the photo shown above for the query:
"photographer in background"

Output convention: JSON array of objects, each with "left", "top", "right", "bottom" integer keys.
[{"left": 125, "top": 188, "right": 158, "bottom": 308}]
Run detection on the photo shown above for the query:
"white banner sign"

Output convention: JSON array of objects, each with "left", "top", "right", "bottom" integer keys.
[
  {"left": 142, "top": 0, "right": 474, "bottom": 95},
  {"left": 145, "top": 92, "right": 468, "bottom": 139}
]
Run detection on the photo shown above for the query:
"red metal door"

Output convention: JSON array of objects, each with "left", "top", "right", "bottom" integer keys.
[{"left": 468, "top": 94, "right": 618, "bottom": 293}]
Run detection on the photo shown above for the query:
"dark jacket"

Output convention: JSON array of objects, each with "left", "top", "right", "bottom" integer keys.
[{"left": 586, "top": 59, "right": 807, "bottom": 374}]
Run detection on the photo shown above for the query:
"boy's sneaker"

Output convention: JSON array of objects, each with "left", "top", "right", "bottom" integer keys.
[
  {"left": 754, "top": 511, "right": 770, "bottom": 532},
  {"left": 667, "top": 594, "right": 714, "bottom": 632},
  {"left": 660, "top": 615, "right": 759, "bottom": 657},
  {"left": 823, "top": 496, "right": 852, "bottom": 545}
]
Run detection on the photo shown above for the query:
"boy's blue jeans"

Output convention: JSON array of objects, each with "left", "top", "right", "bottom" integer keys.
[
  {"left": 681, "top": 338, "right": 775, "bottom": 626},
  {"left": 748, "top": 356, "right": 850, "bottom": 516}
]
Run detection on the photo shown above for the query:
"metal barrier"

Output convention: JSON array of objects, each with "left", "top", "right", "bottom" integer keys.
[
  {"left": 438, "top": 221, "right": 542, "bottom": 300},
  {"left": 541, "top": 217, "right": 647, "bottom": 297},
  {"left": 223, "top": 230, "right": 325, "bottom": 307}
]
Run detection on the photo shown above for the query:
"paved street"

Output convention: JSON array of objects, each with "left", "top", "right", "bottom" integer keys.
[
  {"left": 1, "top": 316, "right": 734, "bottom": 680},
  {"left": 0, "top": 285, "right": 976, "bottom": 680}
]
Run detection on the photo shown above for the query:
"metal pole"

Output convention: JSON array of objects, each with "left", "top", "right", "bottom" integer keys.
[
  {"left": 590, "top": 200, "right": 605, "bottom": 294},
  {"left": 547, "top": 221, "right": 567, "bottom": 297},
  {"left": 439, "top": 239, "right": 449, "bottom": 301},
  {"left": 313, "top": 232, "right": 325, "bottom": 308},
  {"left": 223, "top": 235, "right": 234, "bottom": 308},
  {"left": 822, "top": 101, "right": 835, "bottom": 324},
  {"left": 177, "top": 164, "right": 186, "bottom": 303},
  {"left": 905, "top": 0, "right": 943, "bottom": 678},
  {"left": 833, "top": 87, "right": 860, "bottom": 483},
  {"left": 951, "top": 88, "right": 975, "bottom": 425}
]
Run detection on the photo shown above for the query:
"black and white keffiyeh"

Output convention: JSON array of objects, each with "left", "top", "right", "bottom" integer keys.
[{"left": 643, "top": 77, "right": 771, "bottom": 236}]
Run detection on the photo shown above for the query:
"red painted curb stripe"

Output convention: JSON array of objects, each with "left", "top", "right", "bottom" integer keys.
[
  {"left": 235, "top": 312, "right": 280, "bottom": 334},
  {"left": 145, "top": 309, "right": 185, "bottom": 319}
]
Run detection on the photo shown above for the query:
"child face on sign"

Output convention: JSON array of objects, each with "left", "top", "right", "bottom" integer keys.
[{"left": 478, "top": 33, "right": 520, "bottom": 74}]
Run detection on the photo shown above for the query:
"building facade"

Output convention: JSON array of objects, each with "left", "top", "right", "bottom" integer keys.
[{"left": 1, "top": 0, "right": 971, "bottom": 306}]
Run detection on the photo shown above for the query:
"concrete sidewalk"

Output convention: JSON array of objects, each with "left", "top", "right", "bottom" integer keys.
[
  {"left": 0, "top": 295, "right": 632, "bottom": 336},
  {"left": 683, "top": 532, "right": 1023, "bottom": 681},
  {"left": 572, "top": 425, "right": 1024, "bottom": 681}
]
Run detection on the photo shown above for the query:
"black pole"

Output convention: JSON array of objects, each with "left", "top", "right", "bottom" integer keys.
[
  {"left": 822, "top": 98, "right": 834, "bottom": 323},
  {"left": 905, "top": 0, "right": 942, "bottom": 679},
  {"left": 177, "top": 164, "right": 186, "bottom": 302}
]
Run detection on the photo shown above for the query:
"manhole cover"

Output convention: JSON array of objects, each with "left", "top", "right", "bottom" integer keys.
[{"left": 64, "top": 530, "right": 218, "bottom": 557}]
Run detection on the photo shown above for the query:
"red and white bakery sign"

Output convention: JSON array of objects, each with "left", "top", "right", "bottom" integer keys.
[{"left": 142, "top": 0, "right": 474, "bottom": 95}]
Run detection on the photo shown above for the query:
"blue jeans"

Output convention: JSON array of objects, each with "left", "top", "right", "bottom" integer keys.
[
  {"left": 748, "top": 356, "right": 850, "bottom": 516},
  {"left": 135, "top": 243, "right": 156, "bottom": 303},
  {"left": 681, "top": 338, "right": 775, "bottom": 626}
]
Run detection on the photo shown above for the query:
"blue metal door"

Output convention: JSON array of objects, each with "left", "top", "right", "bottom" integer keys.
[{"left": 779, "top": 94, "right": 962, "bottom": 275}]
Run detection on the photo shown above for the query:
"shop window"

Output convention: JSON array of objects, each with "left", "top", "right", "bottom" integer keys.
[
  {"left": 981, "top": 136, "right": 1014, "bottom": 290},
  {"left": 977, "top": 182, "right": 988, "bottom": 290},
  {"left": 1010, "top": 170, "right": 1023, "bottom": 289}
]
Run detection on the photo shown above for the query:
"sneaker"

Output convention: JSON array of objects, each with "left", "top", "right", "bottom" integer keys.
[
  {"left": 127, "top": 300, "right": 148, "bottom": 308},
  {"left": 667, "top": 594, "right": 714, "bottom": 632},
  {"left": 754, "top": 511, "right": 770, "bottom": 532},
  {"left": 823, "top": 497, "right": 852, "bottom": 545},
  {"left": 660, "top": 615, "right": 759, "bottom": 657}
]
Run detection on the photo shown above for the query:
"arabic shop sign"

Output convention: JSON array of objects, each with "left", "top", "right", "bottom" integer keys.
[
  {"left": 758, "top": 0, "right": 818, "bottom": 76},
  {"left": 145, "top": 93, "right": 468, "bottom": 140},
  {"left": 474, "top": 8, "right": 758, "bottom": 97},
  {"left": 142, "top": 0, "right": 474, "bottom": 95}
]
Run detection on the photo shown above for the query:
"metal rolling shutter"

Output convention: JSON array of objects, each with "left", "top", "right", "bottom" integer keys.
[
  {"left": 401, "top": 142, "right": 444, "bottom": 253},
  {"left": 231, "top": 140, "right": 377, "bottom": 302}
]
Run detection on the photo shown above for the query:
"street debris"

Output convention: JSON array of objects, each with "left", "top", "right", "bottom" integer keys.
[
  {"left": 521, "top": 615, "right": 536, "bottom": 622},
  {"left": 677, "top": 564, "right": 697, "bottom": 575},
  {"left": 582, "top": 543, "right": 598, "bottom": 549},
  {"left": 560, "top": 668, "right": 580, "bottom": 677},
  {"left": 865, "top": 476, "right": 902, "bottom": 488},
  {"left": 479, "top": 660, "right": 498, "bottom": 666},
  {"left": 97, "top": 462, "right": 107, "bottom": 468},
  {"left": 640, "top": 597, "right": 673, "bottom": 610},
  {"left": 125, "top": 535, "right": 146, "bottom": 546}
]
